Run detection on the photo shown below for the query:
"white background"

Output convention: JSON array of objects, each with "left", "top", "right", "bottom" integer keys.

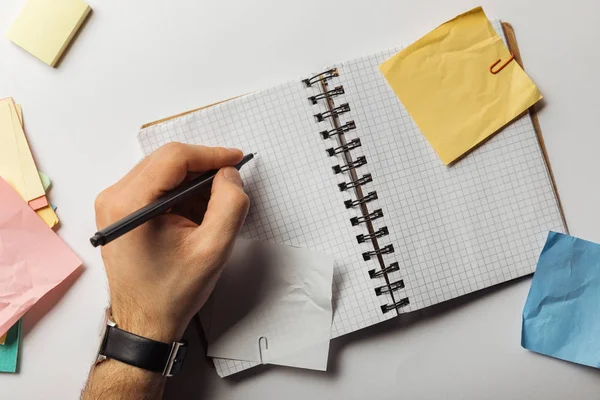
[{"left": 1, "top": 0, "right": 600, "bottom": 398}]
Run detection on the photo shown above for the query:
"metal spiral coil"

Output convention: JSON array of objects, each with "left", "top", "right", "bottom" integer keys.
[{"left": 304, "top": 69, "right": 408, "bottom": 314}]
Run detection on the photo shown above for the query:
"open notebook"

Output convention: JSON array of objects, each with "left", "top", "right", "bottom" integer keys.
[{"left": 138, "top": 20, "right": 566, "bottom": 376}]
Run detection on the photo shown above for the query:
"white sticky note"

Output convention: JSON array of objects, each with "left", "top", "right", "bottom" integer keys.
[{"left": 203, "top": 240, "right": 334, "bottom": 371}]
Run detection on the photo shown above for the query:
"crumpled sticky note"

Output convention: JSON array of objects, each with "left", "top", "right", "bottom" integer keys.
[
  {"left": 522, "top": 231, "right": 600, "bottom": 368},
  {"left": 0, "top": 320, "right": 21, "bottom": 372},
  {"left": 201, "top": 239, "right": 334, "bottom": 372},
  {"left": 0, "top": 178, "right": 81, "bottom": 336},
  {"left": 379, "top": 7, "right": 542, "bottom": 165}
]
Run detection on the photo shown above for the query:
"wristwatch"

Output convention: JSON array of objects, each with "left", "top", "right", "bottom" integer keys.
[{"left": 96, "top": 309, "right": 188, "bottom": 377}]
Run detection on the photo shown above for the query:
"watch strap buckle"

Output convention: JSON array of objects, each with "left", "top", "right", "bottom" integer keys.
[{"left": 162, "top": 341, "right": 188, "bottom": 377}]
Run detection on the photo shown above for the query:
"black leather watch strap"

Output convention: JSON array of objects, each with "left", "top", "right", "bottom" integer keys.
[{"left": 100, "top": 325, "right": 188, "bottom": 376}]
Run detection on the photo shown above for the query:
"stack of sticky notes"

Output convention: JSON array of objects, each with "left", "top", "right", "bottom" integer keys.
[
  {"left": 7, "top": 0, "right": 91, "bottom": 67},
  {"left": 0, "top": 98, "right": 82, "bottom": 373},
  {"left": 0, "top": 98, "right": 59, "bottom": 228}
]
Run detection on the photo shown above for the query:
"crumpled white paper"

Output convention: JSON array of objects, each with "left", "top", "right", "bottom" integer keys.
[{"left": 201, "top": 239, "right": 334, "bottom": 371}]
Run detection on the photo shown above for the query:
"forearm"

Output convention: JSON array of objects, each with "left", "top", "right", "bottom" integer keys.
[
  {"left": 86, "top": 144, "right": 249, "bottom": 397},
  {"left": 82, "top": 360, "right": 166, "bottom": 400}
]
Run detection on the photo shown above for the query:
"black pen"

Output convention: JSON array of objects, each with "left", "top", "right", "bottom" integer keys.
[{"left": 90, "top": 153, "right": 255, "bottom": 247}]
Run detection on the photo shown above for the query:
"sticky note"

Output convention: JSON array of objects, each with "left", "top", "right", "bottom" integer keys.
[
  {"left": 38, "top": 171, "right": 52, "bottom": 191},
  {"left": 15, "top": 104, "right": 23, "bottom": 124},
  {"left": 522, "top": 232, "right": 600, "bottom": 368},
  {"left": 0, "top": 98, "right": 46, "bottom": 203},
  {"left": 36, "top": 206, "right": 59, "bottom": 229},
  {"left": 7, "top": 102, "right": 59, "bottom": 227},
  {"left": 6, "top": 0, "right": 91, "bottom": 67},
  {"left": 379, "top": 7, "right": 542, "bottom": 164},
  {"left": 204, "top": 240, "right": 334, "bottom": 371},
  {"left": 29, "top": 195, "right": 49, "bottom": 210},
  {"left": 0, "top": 178, "right": 81, "bottom": 337},
  {"left": 0, "top": 320, "right": 21, "bottom": 373}
]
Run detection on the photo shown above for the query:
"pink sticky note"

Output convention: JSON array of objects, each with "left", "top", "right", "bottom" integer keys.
[{"left": 0, "top": 178, "right": 81, "bottom": 336}]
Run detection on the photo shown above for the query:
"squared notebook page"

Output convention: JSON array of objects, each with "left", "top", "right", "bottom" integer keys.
[
  {"left": 138, "top": 81, "right": 398, "bottom": 339},
  {"left": 328, "top": 20, "right": 566, "bottom": 313}
]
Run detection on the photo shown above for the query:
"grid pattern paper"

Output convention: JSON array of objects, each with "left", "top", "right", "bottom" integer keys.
[
  {"left": 327, "top": 20, "right": 565, "bottom": 313},
  {"left": 137, "top": 20, "right": 565, "bottom": 377}
]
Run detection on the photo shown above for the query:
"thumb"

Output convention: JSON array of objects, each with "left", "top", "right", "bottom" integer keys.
[{"left": 191, "top": 167, "right": 250, "bottom": 263}]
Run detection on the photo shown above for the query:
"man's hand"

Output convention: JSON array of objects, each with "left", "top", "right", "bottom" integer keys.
[{"left": 83, "top": 143, "right": 249, "bottom": 399}]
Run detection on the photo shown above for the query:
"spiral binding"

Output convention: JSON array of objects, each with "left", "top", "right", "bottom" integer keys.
[
  {"left": 375, "top": 280, "right": 404, "bottom": 296},
  {"left": 357, "top": 226, "right": 388, "bottom": 243},
  {"left": 362, "top": 244, "right": 394, "bottom": 261},
  {"left": 333, "top": 155, "right": 365, "bottom": 174},
  {"left": 309, "top": 86, "right": 345, "bottom": 105},
  {"left": 314, "top": 103, "right": 351, "bottom": 122},
  {"left": 350, "top": 209, "right": 383, "bottom": 226},
  {"left": 304, "top": 70, "right": 410, "bottom": 314},
  {"left": 327, "top": 138, "right": 361, "bottom": 157},
  {"left": 321, "top": 120, "right": 356, "bottom": 140},
  {"left": 381, "top": 298, "right": 410, "bottom": 314},
  {"left": 368, "top": 261, "right": 400, "bottom": 278},
  {"left": 338, "top": 174, "right": 372, "bottom": 191},
  {"left": 302, "top": 68, "right": 339, "bottom": 87},
  {"left": 345, "top": 191, "right": 377, "bottom": 209}
]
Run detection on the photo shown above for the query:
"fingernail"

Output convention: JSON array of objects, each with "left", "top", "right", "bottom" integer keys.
[{"left": 223, "top": 167, "right": 243, "bottom": 186}]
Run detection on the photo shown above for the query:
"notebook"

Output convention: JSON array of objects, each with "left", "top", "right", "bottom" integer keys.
[{"left": 138, "top": 20, "right": 566, "bottom": 377}]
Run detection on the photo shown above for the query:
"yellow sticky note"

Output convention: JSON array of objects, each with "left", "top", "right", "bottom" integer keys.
[
  {"left": 6, "top": 0, "right": 91, "bottom": 67},
  {"left": 37, "top": 205, "right": 59, "bottom": 229},
  {"left": 379, "top": 7, "right": 542, "bottom": 165},
  {"left": 0, "top": 332, "right": 5, "bottom": 345},
  {"left": 11, "top": 103, "right": 60, "bottom": 227},
  {"left": 0, "top": 98, "right": 46, "bottom": 203},
  {"left": 15, "top": 104, "right": 23, "bottom": 124}
]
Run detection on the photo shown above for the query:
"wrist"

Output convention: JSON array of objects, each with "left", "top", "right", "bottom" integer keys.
[{"left": 109, "top": 305, "right": 183, "bottom": 343}]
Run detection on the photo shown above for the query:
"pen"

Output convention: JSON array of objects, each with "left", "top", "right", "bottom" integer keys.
[{"left": 90, "top": 153, "right": 255, "bottom": 247}]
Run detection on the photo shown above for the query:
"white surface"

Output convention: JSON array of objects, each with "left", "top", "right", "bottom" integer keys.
[{"left": 0, "top": 0, "right": 599, "bottom": 398}]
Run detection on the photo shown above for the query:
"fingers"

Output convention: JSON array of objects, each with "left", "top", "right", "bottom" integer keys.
[
  {"left": 190, "top": 167, "right": 250, "bottom": 264},
  {"left": 126, "top": 143, "right": 242, "bottom": 208},
  {"left": 170, "top": 185, "right": 211, "bottom": 225},
  {"left": 95, "top": 143, "right": 243, "bottom": 226}
]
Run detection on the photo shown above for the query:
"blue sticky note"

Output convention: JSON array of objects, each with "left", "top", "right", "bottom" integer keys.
[
  {"left": 0, "top": 320, "right": 21, "bottom": 373},
  {"left": 522, "top": 231, "right": 600, "bottom": 368},
  {"left": 50, "top": 203, "right": 57, "bottom": 211}
]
